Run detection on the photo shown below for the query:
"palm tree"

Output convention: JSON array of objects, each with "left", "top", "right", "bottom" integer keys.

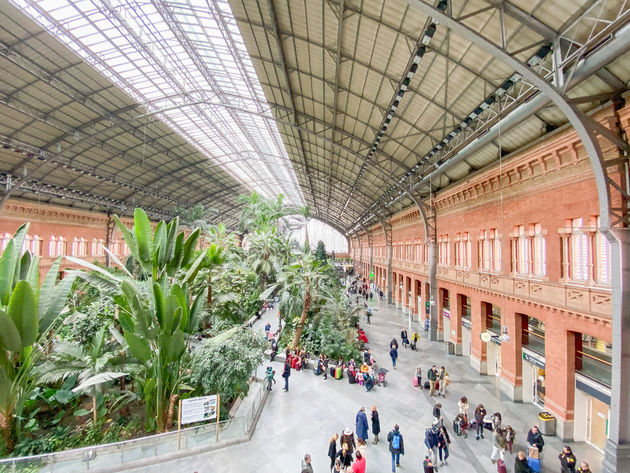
[
  {"left": 247, "top": 223, "right": 290, "bottom": 291},
  {"left": 174, "top": 205, "right": 216, "bottom": 235},
  {"left": 37, "top": 326, "right": 133, "bottom": 425},
  {"left": 203, "top": 244, "right": 225, "bottom": 306},
  {"left": 237, "top": 192, "right": 287, "bottom": 234},
  {"left": 264, "top": 253, "right": 329, "bottom": 349}
]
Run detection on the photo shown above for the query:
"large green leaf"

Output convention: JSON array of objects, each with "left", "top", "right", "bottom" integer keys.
[
  {"left": 18, "top": 251, "right": 31, "bottom": 282},
  {"left": 40, "top": 273, "right": 77, "bottom": 334},
  {"left": 182, "top": 248, "right": 207, "bottom": 285},
  {"left": 153, "top": 282, "right": 165, "bottom": 328},
  {"left": 113, "top": 215, "right": 139, "bottom": 261},
  {"left": 181, "top": 228, "right": 200, "bottom": 267},
  {"left": 153, "top": 221, "right": 167, "bottom": 269},
  {"left": 187, "top": 291, "right": 205, "bottom": 333},
  {"left": 165, "top": 218, "right": 178, "bottom": 264},
  {"left": 0, "top": 239, "right": 16, "bottom": 306},
  {"left": 8, "top": 280, "right": 37, "bottom": 346},
  {"left": 124, "top": 332, "right": 151, "bottom": 362},
  {"left": 0, "top": 310, "right": 22, "bottom": 352},
  {"left": 168, "top": 330, "right": 185, "bottom": 362},
  {"left": 133, "top": 208, "right": 154, "bottom": 269},
  {"left": 167, "top": 232, "right": 185, "bottom": 276}
]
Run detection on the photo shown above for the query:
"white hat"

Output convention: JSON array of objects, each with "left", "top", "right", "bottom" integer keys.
[{"left": 343, "top": 428, "right": 353, "bottom": 436}]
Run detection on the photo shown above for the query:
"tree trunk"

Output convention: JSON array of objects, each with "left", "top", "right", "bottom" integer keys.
[
  {"left": 207, "top": 270, "right": 213, "bottom": 306},
  {"left": 291, "top": 284, "right": 312, "bottom": 349},
  {"left": 0, "top": 413, "right": 15, "bottom": 453},
  {"left": 259, "top": 272, "right": 267, "bottom": 292},
  {"left": 92, "top": 394, "right": 97, "bottom": 426},
  {"left": 165, "top": 394, "right": 178, "bottom": 430}
]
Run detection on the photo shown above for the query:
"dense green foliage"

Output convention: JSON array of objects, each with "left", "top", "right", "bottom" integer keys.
[
  {"left": 0, "top": 191, "right": 358, "bottom": 458},
  {"left": 315, "top": 240, "right": 327, "bottom": 262}
]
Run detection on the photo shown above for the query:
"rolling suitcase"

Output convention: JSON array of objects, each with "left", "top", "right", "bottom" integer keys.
[
  {"left": 348, "top": 372, "right": 356, "bottom": 384},
  {"left": 424, "top": 381, "right": 430, "bottom": 389},
  {"left": 330, "top": 367, "right": 335, "bottom": 377},
  {"left": 453, "top": 419, "right": 461, "bottom": 436},
  {"left": 335, "top": 366, "right": 343, "bottom": 379},
  {"left": 496, "top": 459, "right": 507, "bottom": 473},
  {"left": 413, "top": 376, "right": 419, "bottom": 387},
  {"left": 527, "top": 457, "right": 541, "bottom": 473}
]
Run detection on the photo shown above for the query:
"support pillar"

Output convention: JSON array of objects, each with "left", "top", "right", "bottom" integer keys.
[
  {"left": 436, "top": 288, "right": 444, "bottom": 341},
  {"left": 499, "top": 307, "right": 524, "bottom": 402},
  {"left": 544, "top": 316, "right": 576, "bottom": 441},
  {"left": 603, "top": 229, "right": 630, "bottom": 473},
  {"left": 451, "top": 294, "right": 463, "bottom": 355},
  {"left": 470, "top": 296, "right": 488, "bottom": 374},
  {"left": 428, "top": 239, "right": 438, "bottom": 341}
]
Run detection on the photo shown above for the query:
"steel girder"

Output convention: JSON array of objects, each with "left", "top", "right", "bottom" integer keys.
[{"left": 407, "top": 2, "right": 629, "bottom": 469}]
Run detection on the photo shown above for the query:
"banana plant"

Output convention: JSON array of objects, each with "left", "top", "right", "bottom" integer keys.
[
  {"left": 0, "top": 223, "right": 76, "bottom": 451},
  {"left": 68, "top": 209, "right": 207, "bottom": 431}
]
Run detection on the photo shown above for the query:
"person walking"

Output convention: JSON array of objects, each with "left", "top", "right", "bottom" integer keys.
[
  {"left": 265, "top": 366, "right": 276, "bottom": 392},
  {"left": 301, "top": 453, "right": 313, "bottom": 473},
  {"left": 387, "top": 424, "right": 405, "bottom": 472},
  {"left": 490, "top": 427, "right": 507, "bottom": 465},
  {"left": 356, "top": 407, "right": 369, "bottom": 443},
  {"left": 366, "top": 306, "right": 372, "bottom": 324},
  {"left": 390, "top": 345, "right": 398, "bottom": 369},
  {"left": 427, "top": 365, "right": 438, "bottom": 396},
  {"left": 474, "top": 403, "right": 487, "bottom": 440},
  {"left": 438, "top": 366, "right": 448, "bottom": 397},
  {"left": 282, "top": 359, "right": 291, "bottom": 392},
  {"left": 457, "top": 396, "right": 469, "bottom": 437},
  {"left": 432, "top": 403, "right": 443, "bottom": 427},
  {"left": 411, "top": 331, "right": 420, "bottom": 350},
  {"left": 526, "top": 425, "right": 545, "bottom": 453},
  {"left": 331, "top": 458, "right": 343, "bottom": 473},
  {"left": 558, "top": 446, "right": 577, "bottom": 473},
  {"left": 424, "top": 425, "right": 440, "bottom": 466},
  {"left": 505, "top": 425, "right": 515, "bottom": 454},
  {"left": 437, "top": 425, "right": 451, "bottom": 466},
  {"left": 400, "top": 329, "right": 409, "bottom": 348},
  {"left": 327, "top": 433, "right": 338, "bottom": 470},
  {"left": 515, "top": 451, "right": 535, "bottom": 473},
  {"left": 371, "top": 406, "right": 381, "bottom": 444},
  {"left": 390, "top": 338, "right": 399, "bottom": 350}
]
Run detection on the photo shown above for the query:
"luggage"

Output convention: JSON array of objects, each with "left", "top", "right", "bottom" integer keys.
[
  {"left": 424, "top": 381, "right": 430, "bottom": 389},
  {"left": 335, "top": 366, "right": 343, "bottom": 379},
  {"left": 290, "top": 357, "right": 297, "bottom": 369},
  {"left": 527, "top": 457, "right": 541, "bottom": 473},
  {"left": 423, "top": 458, "right": 435, "bottom": 473},
  {"left": 330, "top": 367, "right": 335, "bottom": 377},
  {"left": 496, "top": 459, "right": 506, "bottom": 473},
  {"left": 528, "top": 445, "right": 539, "bottom": 459},
  {"left": 413, "top": 376, "right": 419, "bottom": 387},
  {"left": 453, "top": 419, "right": 461, "bottom": 436},
  {"left": 348, "top": 372, "right": 356, "bottom": 384}
]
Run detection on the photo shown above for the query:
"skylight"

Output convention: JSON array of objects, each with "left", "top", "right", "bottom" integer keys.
[{"left": 13, "top": 0, "right": 305, "bottom": 206}]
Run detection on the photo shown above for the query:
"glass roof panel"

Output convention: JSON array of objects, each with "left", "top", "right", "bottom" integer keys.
[{"left": 13, "top": 0, "right": 304, "bottom": 206}]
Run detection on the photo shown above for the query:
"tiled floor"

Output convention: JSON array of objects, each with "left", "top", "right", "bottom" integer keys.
[{"left": 125, "top": 297, "right": 603, "bottom": 473}]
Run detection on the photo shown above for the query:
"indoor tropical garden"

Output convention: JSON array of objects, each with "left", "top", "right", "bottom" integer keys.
[{"left": 0, "top": 193, "right": 358, "bottom": 462}]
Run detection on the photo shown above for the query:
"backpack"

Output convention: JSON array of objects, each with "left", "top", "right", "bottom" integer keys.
[{"left": 392, "top": 432, "right": 401, "bottom": 450}]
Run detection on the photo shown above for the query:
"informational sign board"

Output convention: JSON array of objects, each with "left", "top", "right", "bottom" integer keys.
[{"left": 180, "top": 395, "right": 218, "bottom": 425}]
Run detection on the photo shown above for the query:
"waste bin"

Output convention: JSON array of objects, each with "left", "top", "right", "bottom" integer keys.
[
  {"left": 445, "top": 341, "right": 455, "bottom": 355},
  {"left": 538, "top": 411, "right": 556, "bottom": 436}
]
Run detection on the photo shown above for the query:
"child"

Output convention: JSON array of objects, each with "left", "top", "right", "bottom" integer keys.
[
  {"left": 505, "top": 425, "right": 515, "bottom": 454},
  {"left": 323, "top": 356, "right": 329, "bottom": 380},
  {"left": 416, "top": 367, "right": 422, "bottom": 388},
  {"left": 264, "top": 366, "right": 276, "bottom": 392}
]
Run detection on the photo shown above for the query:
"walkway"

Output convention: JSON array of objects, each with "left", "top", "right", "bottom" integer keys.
[{"left": 124, "top": 298, "right": 603, "bottom": 473}]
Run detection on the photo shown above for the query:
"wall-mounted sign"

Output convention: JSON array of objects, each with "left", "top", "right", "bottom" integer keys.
[
  {"left": 522, "top": 351, "right": 545, "bottom": 369},
  {"left": 462, "top": 318, "right": 472, "bottom": 329},
  {"left": 443, "top": 308, "right": 451, "bottom": 318},
  {"left": 490, "top": 335, "right": 502, "bottom": 346},
  {"left": 480, "top": 332, "right": 492, "bottom": 343}
]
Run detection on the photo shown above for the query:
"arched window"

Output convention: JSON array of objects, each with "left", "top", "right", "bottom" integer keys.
[{"left": 49, "top": 235, "right": 57, "bottom": 258}]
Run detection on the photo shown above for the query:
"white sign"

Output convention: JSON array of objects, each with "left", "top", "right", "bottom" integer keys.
[
  {"left": 443, "top": 308, "right": 451, "bottom": 318},
  {"left": 181, "top": 395, "right": 218, "bottom": 425}
]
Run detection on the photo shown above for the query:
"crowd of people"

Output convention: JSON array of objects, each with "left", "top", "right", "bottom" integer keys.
[{"left": 291, "top": 277, "right": 594, "bottom": 473}]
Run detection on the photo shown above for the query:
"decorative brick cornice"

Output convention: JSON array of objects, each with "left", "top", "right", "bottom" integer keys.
[{"left": 0, "top": 199, "right": 135, "bottom": 227}]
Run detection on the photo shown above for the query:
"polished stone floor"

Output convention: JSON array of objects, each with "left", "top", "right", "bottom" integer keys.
[{"left": 126, "top": 297, "right": 603, "bottom": 473}]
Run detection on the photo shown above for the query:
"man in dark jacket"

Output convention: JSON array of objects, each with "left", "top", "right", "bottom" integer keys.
[
  {"left": 387, "top": 424, "right": 405, "bottom": 472},
  {"left": 515, "top": 451, "right": 534, "bottom": 473},
  {"left": 432, "top": 403, "right": 443, "bottom": 427},
  {"left": 526, "top": 425, "right": 544, "bottom": 452},
  {"left": 371, "top": 406, "right": 380, "bottom": 444},
  {"left": 577, "top": 461, "right": 592, "bottom": 473},
  {"left": 428, "top": 365, "right": 438, "bottom": 396},
  {"left": 282, "top": 360, "right": 291, "bottom": 392}
]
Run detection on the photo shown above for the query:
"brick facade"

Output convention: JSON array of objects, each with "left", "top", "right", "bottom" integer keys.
[{"left": 351, "top": 104, "right": 629, "bottom": 441}]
